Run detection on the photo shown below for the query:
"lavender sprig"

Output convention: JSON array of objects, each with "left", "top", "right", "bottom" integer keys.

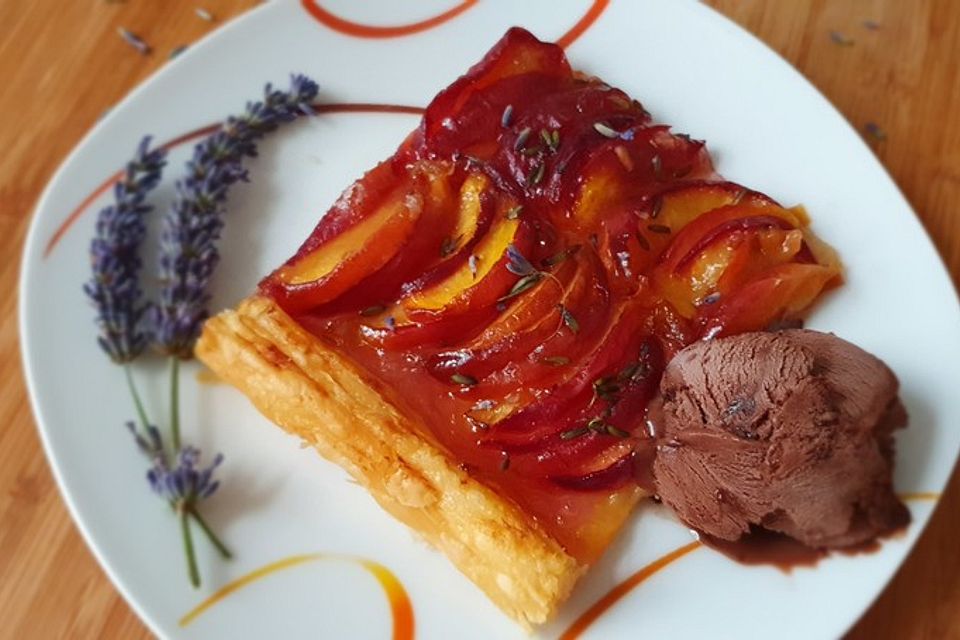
[
  {"left": 127, "top": 422, "right": 230, "bottom": 586},
  {"left": 500, "top": 244, "right": 548, "bottom": 303},
  {"left": 84, "top": 137, "right": 167, "bottom": 363},
  {"left": 150, "top": 74, "right": 319, "bottom": 358},
  {"left": 147, "top": 446, "right": 224, "bottom": 505},
  {"left": 85, "top": 74, "right": 319, "bottom": 590}
]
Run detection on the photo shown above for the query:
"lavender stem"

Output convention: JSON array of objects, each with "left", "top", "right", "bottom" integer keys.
[
  {"left": 180, "top": 508, "right": 200, "bottom": 587},
  {"left": 189, "top": 507, "right": 232, "bottom": 559},
  {"left": 169, "top": 357, "right": 181, "bottom": 450},
  {"left": 124, "top": 365, "right": 151, "bottom": 432}
]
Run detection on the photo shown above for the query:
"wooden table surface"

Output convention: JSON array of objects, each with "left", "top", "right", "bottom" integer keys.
[{"left": 2, "top": 1, "right": 958, "bottom": 637}]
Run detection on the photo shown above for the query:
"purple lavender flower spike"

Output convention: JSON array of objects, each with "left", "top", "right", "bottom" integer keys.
[
  {"left": 84, "top": 137, "right": 167, "bottom": 363},
  {"left": 127, "top": 420, "right": 224, "bottom": 507},
  {"left": 150, "top": 74, "right": 319, "bottom": 358},
  {"left": 143, "top": 443, "right": 225, "bottom": 511}
]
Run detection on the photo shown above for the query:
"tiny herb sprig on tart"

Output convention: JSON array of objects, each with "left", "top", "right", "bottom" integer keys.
[
  {"left": 500, "top": 243, "right": 563, "bottom": 303},
  {"left": 567, "top": 350, "right": 653, "bottom": 441},
  {"left": 85, "top": 75, "right": 319, "bottom": 588},
  {"left": 502, "top": 244, "right": 584, "bottom": 337}
]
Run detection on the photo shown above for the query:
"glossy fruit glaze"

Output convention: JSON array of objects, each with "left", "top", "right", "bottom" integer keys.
[{"left": 260, "top": 27, "right": 841, "bottom": 561}]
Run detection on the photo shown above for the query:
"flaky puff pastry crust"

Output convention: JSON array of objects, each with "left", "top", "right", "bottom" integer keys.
[{"left": 196, "top": 295, "right": 584, "bottom": 627}]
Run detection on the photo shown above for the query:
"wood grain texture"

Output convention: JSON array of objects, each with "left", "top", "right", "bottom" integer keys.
[{"left": 1, "top": 0, "right": 957, "bottom": 638}]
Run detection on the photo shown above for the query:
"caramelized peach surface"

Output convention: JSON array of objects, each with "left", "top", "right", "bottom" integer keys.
[{"left": 262, "top": 28, "right": 841, "bottom": 560}]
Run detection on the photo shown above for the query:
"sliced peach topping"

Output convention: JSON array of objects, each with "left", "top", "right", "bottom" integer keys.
[
  {"left": 653, "top": 201, "right": 819, "bottom": 315},
  {"left": 270, "top": 179, "right": 422, "bottom": 312},
  {"left": 698, "top": 263, "right": 840, "bottom": 338},
  {"left": 403, "top": 212, "right": 524, "bottom": 316},
  {"left": 442, "top": 172, "right": 489, "bottom": 258},
  {"left": 569, "top": 167, "right": 623, "bottom": 232},
  {"left": 653, "top": 181, "right": 770, "bottom": 231}
]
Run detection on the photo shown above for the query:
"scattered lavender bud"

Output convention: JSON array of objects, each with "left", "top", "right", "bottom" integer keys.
[
  {"left": 864, "top": 122, "right": 887, "bottom": 141},
  {"left": 593, "top": 122, "right": 618, "bottom": 138},
  {"left": 118, "top": 27, "right": 150, "bottom": 54},
  {"left": 558, "top": 304, "right": 580, "bottom": 334},
  {"left": 506, "top": 244, "right": 537, "bottom": 276},
  {"left": 468, "top": 254, "right": 479, "bottom": 279},
  {"left": 514, "top": 127, "right": 531, "bottom": 151},
  {"left": 501, "top": 104, "right": 513, "bottom": 128},
  {"left": 829, "top": 30, "right": 854, "bottom": 46}
]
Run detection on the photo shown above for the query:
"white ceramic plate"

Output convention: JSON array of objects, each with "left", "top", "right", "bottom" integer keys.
[{"left": 20, "top": 1, "right": 960, "bottom": 638}]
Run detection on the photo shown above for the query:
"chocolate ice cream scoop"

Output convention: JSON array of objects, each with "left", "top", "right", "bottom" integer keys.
[{"left": 650, "top": 329, "right": 909, "bottom": 549}]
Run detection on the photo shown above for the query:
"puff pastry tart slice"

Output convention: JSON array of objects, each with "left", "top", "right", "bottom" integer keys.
[{"left": 197, "top": 27, "right": 841, "bottom": 627}]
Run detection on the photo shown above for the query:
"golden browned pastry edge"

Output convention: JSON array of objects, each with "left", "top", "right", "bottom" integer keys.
[{"left": 195, "top": 295, "right": 584, "bottom": 627}]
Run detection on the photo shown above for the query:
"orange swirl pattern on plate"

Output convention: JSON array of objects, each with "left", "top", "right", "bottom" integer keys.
[
  {"left": 178, "top": 553, "right": 413, "bottom": 640},
  {"left": 555, "top": 0, "right": 610, "bottom": 49},
  {"left": 561, "top": 492, "right": 939, "bottom": 638},
  {"left": 300, "top": 0, "right": 479, "bottom": 39},
  {"left": 299, "top": 0, "right": 608, "bottom": 49},
  {"left": 559, "top": 541, "right": 703, "bottom": 640}
]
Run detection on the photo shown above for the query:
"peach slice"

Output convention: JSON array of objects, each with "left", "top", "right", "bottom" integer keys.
[
  {"left": 466, "top": 259, "right": 572, "bottom": 348},
  {"left": 269, "top": 180, "right": 422, "bottom": 313},
  {"left": 652, "top": 181, "right": 774, "bottom": 232},
  {"left": 588, "top": 182, "right": 767, "bottom": 297},
  {"left": 444, "top": 172, "right": 490, "bottom": 258},
  {"left": 402, "top": 214, "right": 526, "bottom": 317},
  {"left": 697, "top": 262, "right": 840, "bottom": 338},
  {"left": 422, "top": 27, "right": 571, "bottom": 143},
  {"left": 715, "top": 228, "right": 805, "bottom": 293},
  {"left": 564, "top": 129, "right": 717, "bottom": 233},
  {"left": 664, "top": 208, "right": 808, "bottom": 272},
  {"left": 569, "top": 166, "right": 624, "bottom": 232},
  {"left": 653, "top": 202, "right": 813, "bottom": 316},
  {"left": 296, "top": 162, "right": 464, "bottom": 316},
  {"left": 447, "top": 253, "right": 614, "bottom": 399},
  {"left": 426, "top": 258, "right": 576, "bottom": 379}
]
